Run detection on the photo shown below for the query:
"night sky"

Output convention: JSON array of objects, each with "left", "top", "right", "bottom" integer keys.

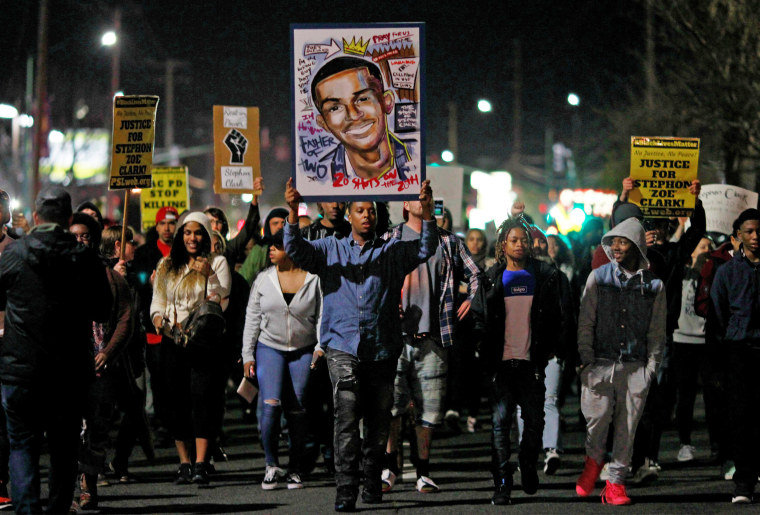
[{"left": 1, "top": 0, "right": 645, "bottom": 195}]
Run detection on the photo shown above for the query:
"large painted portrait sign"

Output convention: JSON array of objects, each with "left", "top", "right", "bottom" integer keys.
[{"left": 291, "top": 23, "right": 425, "bottom": 201}]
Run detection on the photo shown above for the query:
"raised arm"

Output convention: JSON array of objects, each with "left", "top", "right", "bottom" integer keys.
[
  {"left": 226, "top": 176, "right": 264, "bottom": 262},
  {"left": 283, "top": 178, "right": 326, "bottom": 274}
]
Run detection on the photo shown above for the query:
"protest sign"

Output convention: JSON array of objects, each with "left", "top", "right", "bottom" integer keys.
[
  {"left": 213, "top": 106, "right": 261, "bottom": 194},
  {"left": 291, "top": 23, "right": 425, "bottom": 201},
  {"left": 628, "top": 136, "right": 699, "bottom": 217},
  {"left": 109, "top": 95, "right": 159, "bottom": 190},
  {"left": 699, "top": 184, "right": 759, "bottom": 236},
  {"left": 388, "top": 166, "right": 463, "bottom": 229},
  {"left": 140, "top": 166, "right": 189, "bottom": 231}
]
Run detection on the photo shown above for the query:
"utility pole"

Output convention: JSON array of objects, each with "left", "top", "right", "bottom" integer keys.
[
  {"left": 512, "top": 39, "right": 523, "bottom": 161},
  {"left": 447, "top": 102, "right": 458, "bottom": 160},
  {"left": 31, "top": 0, "right": 48, "bottom": 202},
  {"left": 644, "top": 0, "right": 656, "bottom": 111}
]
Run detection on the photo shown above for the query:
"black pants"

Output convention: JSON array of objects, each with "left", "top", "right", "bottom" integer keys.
[
  {"left": 326, "top": 348, "right": 396, "bottom": 493},
  {"left": 79, "top": 372, "right": 117, "bottom": 476},
  {"left": 447, "top": 335, "right": 483, "bottom": 419},
  {"left": 725, "top": 344, "right": 760, "bottom": 496},
  {"left": 672, "top": 343, "right": 722, "bottom": 447},
  {"left": 160, "top": 338, "right": 226, "bottom": 442},
  {"left": 631, "top": 359, "right": 677, "bottom": 470},
  {"left": 489, "top": 360, "right": 545, "bottom": 483},
  {"left": 146, "top": 343, "right": 167, "bottom": 427},
  {"left": 303, "top": 357, "right": 334, "bottom": 463}
]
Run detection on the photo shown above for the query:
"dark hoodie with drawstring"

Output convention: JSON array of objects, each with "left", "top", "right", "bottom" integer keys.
[{"left": 0, "top": 224, "right": 112, "bottom": 385}]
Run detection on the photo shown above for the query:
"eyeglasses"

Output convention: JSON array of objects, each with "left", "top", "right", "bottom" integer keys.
[{"left": 73, "top": 232, "right": 91, "bottom": 242}]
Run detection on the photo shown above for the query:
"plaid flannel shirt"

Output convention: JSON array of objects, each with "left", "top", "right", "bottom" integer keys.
[{"left": 385, "top": 224, "right": 482, "bottom": 348}]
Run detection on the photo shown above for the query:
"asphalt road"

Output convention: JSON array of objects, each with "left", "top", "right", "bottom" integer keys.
[{"left": 39, "top": 390, "right": 744, "bottom": 514}]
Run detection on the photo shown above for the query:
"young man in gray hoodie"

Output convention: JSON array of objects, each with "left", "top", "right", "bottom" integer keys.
[{"left": 574, "top": 218, "right": 666, "bottom": 505}]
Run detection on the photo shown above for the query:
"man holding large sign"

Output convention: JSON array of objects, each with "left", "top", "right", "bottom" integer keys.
[{"left": 628, "top": 137, "right": 699, "bottom": 218}]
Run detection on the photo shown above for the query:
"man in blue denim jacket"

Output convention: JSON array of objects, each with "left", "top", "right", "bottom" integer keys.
[{"left": 283, "top": 178, "right": 436, "bottom": 512}]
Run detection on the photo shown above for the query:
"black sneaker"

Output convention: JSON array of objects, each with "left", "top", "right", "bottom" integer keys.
[
  {"left": 191, "top": 462, "right": 210, "bottom": 485},
  {"left": 491, "top": 478, "right": 511, "bottom": 505},
  {"left": 520, "top": 460, "right": 539, "bottom": 495},
  {"left": 334, "top": 485, "right": 357, "bottom": 512},
  {"left": 174, "top": 463, "right": 193, "bottom": 485},
  {"left": 361, "top": 488, "right": 382, "bottom": 504}
]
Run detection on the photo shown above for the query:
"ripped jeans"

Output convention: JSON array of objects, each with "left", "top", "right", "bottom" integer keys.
[
  {"left": 326, "top": 347, "right": 396, "bottom": 493},
  {"left": 256, "top": 342, "right": 313, "bottom": 473}
]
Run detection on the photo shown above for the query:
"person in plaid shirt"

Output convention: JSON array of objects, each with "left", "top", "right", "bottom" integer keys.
[{"left": 381, "top": 198, "right": 481, "bottom": 494}]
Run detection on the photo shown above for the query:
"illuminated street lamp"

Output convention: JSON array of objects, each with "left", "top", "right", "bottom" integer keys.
[
  {"left": 0, "top": 104, "right": 19, "bottom": 119},
  {"left": 477, "top": 99, "right": 492, "bottom": 113},
  {"left": 101, "top": 30, "right": 117, "bottom": 47},
  {"left": 441, "top": 150, "right": 455, "bottom": 163},
  {"left": 567, "top": 93, "right": 580, "bottom": 106}
]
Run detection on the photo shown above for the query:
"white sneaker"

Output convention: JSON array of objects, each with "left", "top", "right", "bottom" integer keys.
[
  {"left": 732, "top": 495, "right": 752, "bottom": 504},
  {"left": 677, "top": 444, "right": 696, "bottom": 462},
  {"left": 723, "top": 461, "right": 736, "bottom": 480},
  {"left": 599, "top": 462, "right": 610, "bottom": 481},
  {"left": 631, "top": 458, "right": 659, "bottom": 484},
  {"left": 261, "top": 465, "right": 285, "bottom": 490},
  {"left": 381, "top": 469, "right": 397, "bottom": 493},
  {"left": 466, "top": 416, "right": 478, "bottom": 433},
  {"left": 416, "top": 475, "right": 440, "bottom": 493},
  {"left": 287, "top": 472, "right": 304, "bottom": 489},
  {"left": 543, "top": 449, "right": 560, "bottom": 475}
]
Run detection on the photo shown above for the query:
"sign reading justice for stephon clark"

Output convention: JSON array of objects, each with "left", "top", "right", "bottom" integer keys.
[
  {"left": 109, "top": 95, "right": 159, "bottom": 190},
  {"left": 628, "top": 136, "right": 699, "bottom": 218}
]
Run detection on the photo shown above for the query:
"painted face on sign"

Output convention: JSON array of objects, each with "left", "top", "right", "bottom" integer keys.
[{"left": 315, "top": 67, "right": 395, "bottom": 180}]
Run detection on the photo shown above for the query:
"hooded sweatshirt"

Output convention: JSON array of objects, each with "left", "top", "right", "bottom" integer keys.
[{"left": 577, "top": 218, "right": 666, "bottom": 372}]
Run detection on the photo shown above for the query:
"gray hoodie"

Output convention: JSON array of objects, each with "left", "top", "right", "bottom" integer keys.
[{"left": 577, "top": 218, "right": 666, "bottom": 373}]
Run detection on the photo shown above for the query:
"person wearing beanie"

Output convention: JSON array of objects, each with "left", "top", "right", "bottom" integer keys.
[
  {"left": 150, "top": 212, "right": 231, "bottom": 485},
  {"left": 575, "top": 218, "right": 666, "bottom": 505},
  {"left": 710, "top": 208, "right": 760, "bottom": 504},
  {"left": 238, "top": 207, "right": 289, "bottom": 285},
  {"left": 76, "top": 200, "right": 105, "bottom": 229}
]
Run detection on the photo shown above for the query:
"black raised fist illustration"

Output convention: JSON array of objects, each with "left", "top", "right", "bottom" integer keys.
[{"left": 224, "top": 129, "right": 248, "bottom": 164}]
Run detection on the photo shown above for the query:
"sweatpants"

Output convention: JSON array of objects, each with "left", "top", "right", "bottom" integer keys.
[{"left": 581, "top": 360, "right": 652, "bottom": 485}]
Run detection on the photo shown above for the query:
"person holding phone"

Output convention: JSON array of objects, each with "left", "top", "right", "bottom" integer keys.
[{"left": 241, "top": 229, "right": 322, "bottom": 491}]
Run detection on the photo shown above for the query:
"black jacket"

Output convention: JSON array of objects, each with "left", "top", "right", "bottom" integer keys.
[
  {"left": 132, "top": 227, "right": 164, "bottom": 336},
  {"left": 0, "top": 225, "right": 112, "bottom": 384},
  {"left": 472, "top": 257, "right": 577, "bottom": 372}
]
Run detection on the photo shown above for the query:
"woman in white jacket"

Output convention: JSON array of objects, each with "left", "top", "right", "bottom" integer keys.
[
  {"left": 242, "top": 229, "right": 321, "bottom": 490},
  {"left": 150, "top": 212, "right": 231, "bottom": 485}
]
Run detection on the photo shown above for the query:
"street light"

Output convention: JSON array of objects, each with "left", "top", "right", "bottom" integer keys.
[
  {"left": 441, "top": 150, "right": 455, "bottom": 163},
  {"left": 477, "top": 99, "right": 492, "bottom": 113},
  {"left": 567, "top": 93, "right": 580, "bottom": 106},
  {"left": 0, "top": 104, "right": 18, "bottom": 119},
  {"left": 101, "top": 30, "right": 117, "bottom": 47}
]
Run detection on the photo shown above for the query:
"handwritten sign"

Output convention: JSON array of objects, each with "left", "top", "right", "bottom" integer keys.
[
  {"left": 109, "top": 95, "right": 159, "bottom": 190},
  {"left": 629, "top": 136, "right": 699, "bottom": 217},
  {"left": 140, "top": 166, "right": 189, "bottom": 232},
  {"left": 213, "top": 105, "right": 261, "bottom": 194},
  {"left": 291, "top": 23, "right": 425, "bottom": 201},
  {"left": 699, "top": 184, "right": 759, "bottom": 236}
]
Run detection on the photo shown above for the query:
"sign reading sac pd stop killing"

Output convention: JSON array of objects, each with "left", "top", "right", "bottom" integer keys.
[
  {"left": 140, "top": 166, "right": 189, "bottom": 232},
  {"left": 628, "top": 136, "right": 699, "bottom": 218},
  {"left": 109, "top": 95, "right": 159, "bottom": 190}
]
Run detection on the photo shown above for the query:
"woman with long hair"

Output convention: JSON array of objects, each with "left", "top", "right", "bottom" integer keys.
[
  {"left": 242, "top": 229, "right": 321, "bottom": 490},
  {"left": 150, "top": 212, "right": 231, "bottom": 485},
  {"left": 547, "top": 234, "right": 575, "bottom": 282}
]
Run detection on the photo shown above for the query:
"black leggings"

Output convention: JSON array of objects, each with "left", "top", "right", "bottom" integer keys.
[{"left": 160, "top": 337, "right": 226, "bottom": 442}]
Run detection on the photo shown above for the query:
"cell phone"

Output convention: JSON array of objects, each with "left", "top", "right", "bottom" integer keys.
[
  {"left": 434, "top": 198, "right": 444, "bottom": 218},
  {"left": 237, "top": 377, "right": 258, "bottom": 404}
]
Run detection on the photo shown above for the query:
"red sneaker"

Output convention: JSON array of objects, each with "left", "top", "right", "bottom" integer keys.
[
  {"left": 601, "top": 480, "right": 631, "bottom": 505},
  {"left": 576, "top": 456, "right": 604, "bottom": 497}
]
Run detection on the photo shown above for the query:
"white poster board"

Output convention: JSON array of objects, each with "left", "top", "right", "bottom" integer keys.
[
  {"left": 699, "top": 184, "right": 758, "bottom": 236},
  {"left": 388, "top": 166, "right": 464, "bottom": 230}
]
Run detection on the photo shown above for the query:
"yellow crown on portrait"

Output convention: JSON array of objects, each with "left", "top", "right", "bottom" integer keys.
[{"left": 342, "top": 36, "right": 370, "bottom": 56}]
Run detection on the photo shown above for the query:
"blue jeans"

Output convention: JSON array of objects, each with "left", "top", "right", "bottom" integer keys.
[
  {"left": 517, "top": 357, "right": 562, "bottom": 450},
  {"left": 2, "top": 381, "right": 84, "bottom": 514},
  {"left": 326, "top": 348, "right": 396, "bottom": 494},
  {"left": 256, "top": 343, "right": 312, "bottom": 472}
]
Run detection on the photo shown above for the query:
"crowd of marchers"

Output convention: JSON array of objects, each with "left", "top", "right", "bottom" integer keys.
[{"left": 0, "top": 174, "right": 757, "bottom": 514}]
